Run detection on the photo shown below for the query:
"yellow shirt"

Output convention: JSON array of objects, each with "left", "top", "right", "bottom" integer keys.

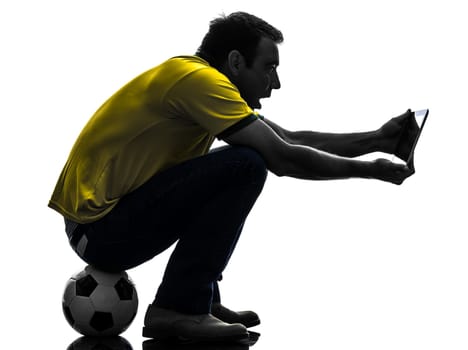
[{"left": 49, "top": 56, "right": 257, "bottom": 223}]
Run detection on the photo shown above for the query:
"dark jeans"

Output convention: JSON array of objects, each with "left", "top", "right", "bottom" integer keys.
[{"left": 66, "top": 146, "right": 267, "bottom": 314}]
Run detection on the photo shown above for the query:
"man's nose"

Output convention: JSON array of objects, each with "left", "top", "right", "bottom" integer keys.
[{"left": 271, "top": 70, "right": 281, "bottom": 89}]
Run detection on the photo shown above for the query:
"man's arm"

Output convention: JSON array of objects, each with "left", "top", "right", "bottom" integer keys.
[
  {"left": 263, "top": 118, "right": 380, "bottom": 158},
  {"left": 263, "top": 109, "right": 415, "bottom": 159},
  {"left": 223, "top": 119, "right": 412, "bottom": 184}
]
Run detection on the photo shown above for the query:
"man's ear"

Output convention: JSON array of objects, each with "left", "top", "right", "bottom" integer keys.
[{"left": 227, "top": 50, "right": 246, "bottom": 76}]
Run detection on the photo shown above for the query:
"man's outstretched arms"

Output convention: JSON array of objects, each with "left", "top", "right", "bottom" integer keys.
[
  {"left": 261, "top": 109, "right": 416, "bottom": 160},
  {"left": 222, "top": 118, "right": 413, "bottom": 184},
  {"left": 262, "top": 118, "right": 380, "bottom": 158}
]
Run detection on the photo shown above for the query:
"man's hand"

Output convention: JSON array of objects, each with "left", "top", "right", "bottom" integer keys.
[
  {"left": 378, "top": 109, "right": 419, "bottom": 163},
  {"left": 371, "top": 158, "right": 414, "bottom": 185}
]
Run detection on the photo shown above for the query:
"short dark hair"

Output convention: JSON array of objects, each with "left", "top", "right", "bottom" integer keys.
[{"left": 196, "top": 12, "right": 283, "bottom": 69}]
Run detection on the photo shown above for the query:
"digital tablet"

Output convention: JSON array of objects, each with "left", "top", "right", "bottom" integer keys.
[{"left": 394, "top": 109, "right": 429, "bottom": 164}]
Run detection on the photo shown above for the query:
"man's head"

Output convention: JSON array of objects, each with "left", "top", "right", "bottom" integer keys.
[{"left": 197, "top": 12, "right": 283, "bottom": 109}]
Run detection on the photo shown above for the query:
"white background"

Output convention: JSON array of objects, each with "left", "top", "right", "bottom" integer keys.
[{"left": 1, "top": 1, "right": 467, "bottom": 349}]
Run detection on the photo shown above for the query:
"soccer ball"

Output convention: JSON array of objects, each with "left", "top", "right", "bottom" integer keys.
[{"left": 63, "top": 265, "right": 139, "bottom": 336}]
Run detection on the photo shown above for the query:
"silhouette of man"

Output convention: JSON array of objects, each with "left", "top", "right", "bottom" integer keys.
[{"left": 49, "top": 12, "right": 415, "bottom": 342}]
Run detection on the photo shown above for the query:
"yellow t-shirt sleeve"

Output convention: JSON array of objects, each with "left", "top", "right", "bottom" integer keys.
[{"left": 167, "top": 67, "right": 256, "bottom": 136}]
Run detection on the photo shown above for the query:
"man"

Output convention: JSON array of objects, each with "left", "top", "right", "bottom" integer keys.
[{"left": 49, "top": 12, "right": 415, "bottom": 342}]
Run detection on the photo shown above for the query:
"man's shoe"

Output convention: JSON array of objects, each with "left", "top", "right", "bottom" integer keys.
[
  {"left": 211, "top": 303, "right": 260, "bottom": 328},
  {"left": 142, "top": 304, "right": 249, "bottom": 342}
]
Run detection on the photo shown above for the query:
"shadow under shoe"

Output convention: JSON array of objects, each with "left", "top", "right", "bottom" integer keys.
[
  {"left": 143, "top": 305, "right": 249, "bottom": 342},
  {"left": 142, "top": 331, "right": 260, "bottom": 349},
  {"left": 211, "top": 303, "right": 260, "bottom": 328},
  {"left": 143, "top": 339, "right": 248, "bottom": 350}
]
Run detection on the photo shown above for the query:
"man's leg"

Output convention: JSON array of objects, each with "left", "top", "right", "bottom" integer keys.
[
  {"left": 141, "top": 146, "right": 267, "bottom": 340},
  {"left": 152, "top": 146, "right": 267, "bottom": 314}
]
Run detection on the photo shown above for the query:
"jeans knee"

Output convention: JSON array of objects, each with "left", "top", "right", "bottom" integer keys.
[{"left": 234, "top": 146, "right": 268, "bottom": 185}]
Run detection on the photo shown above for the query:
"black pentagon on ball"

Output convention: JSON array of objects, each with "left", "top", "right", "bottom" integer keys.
[
  {"left": 75, "top": 275, "right": 98, "bottom": 297},
  {"left": 114, "top": 278, "right": 134, "bottom": 300},
  {"left": 63, "top": 305, "right": 75, "bottom": 326},
  {"left": 90, "top": 311, "right": 114, "bottom": 332}
]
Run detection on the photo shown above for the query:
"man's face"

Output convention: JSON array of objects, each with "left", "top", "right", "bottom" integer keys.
[{"left": 236, "top": 37, "right": 281, "bottom": 109}]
